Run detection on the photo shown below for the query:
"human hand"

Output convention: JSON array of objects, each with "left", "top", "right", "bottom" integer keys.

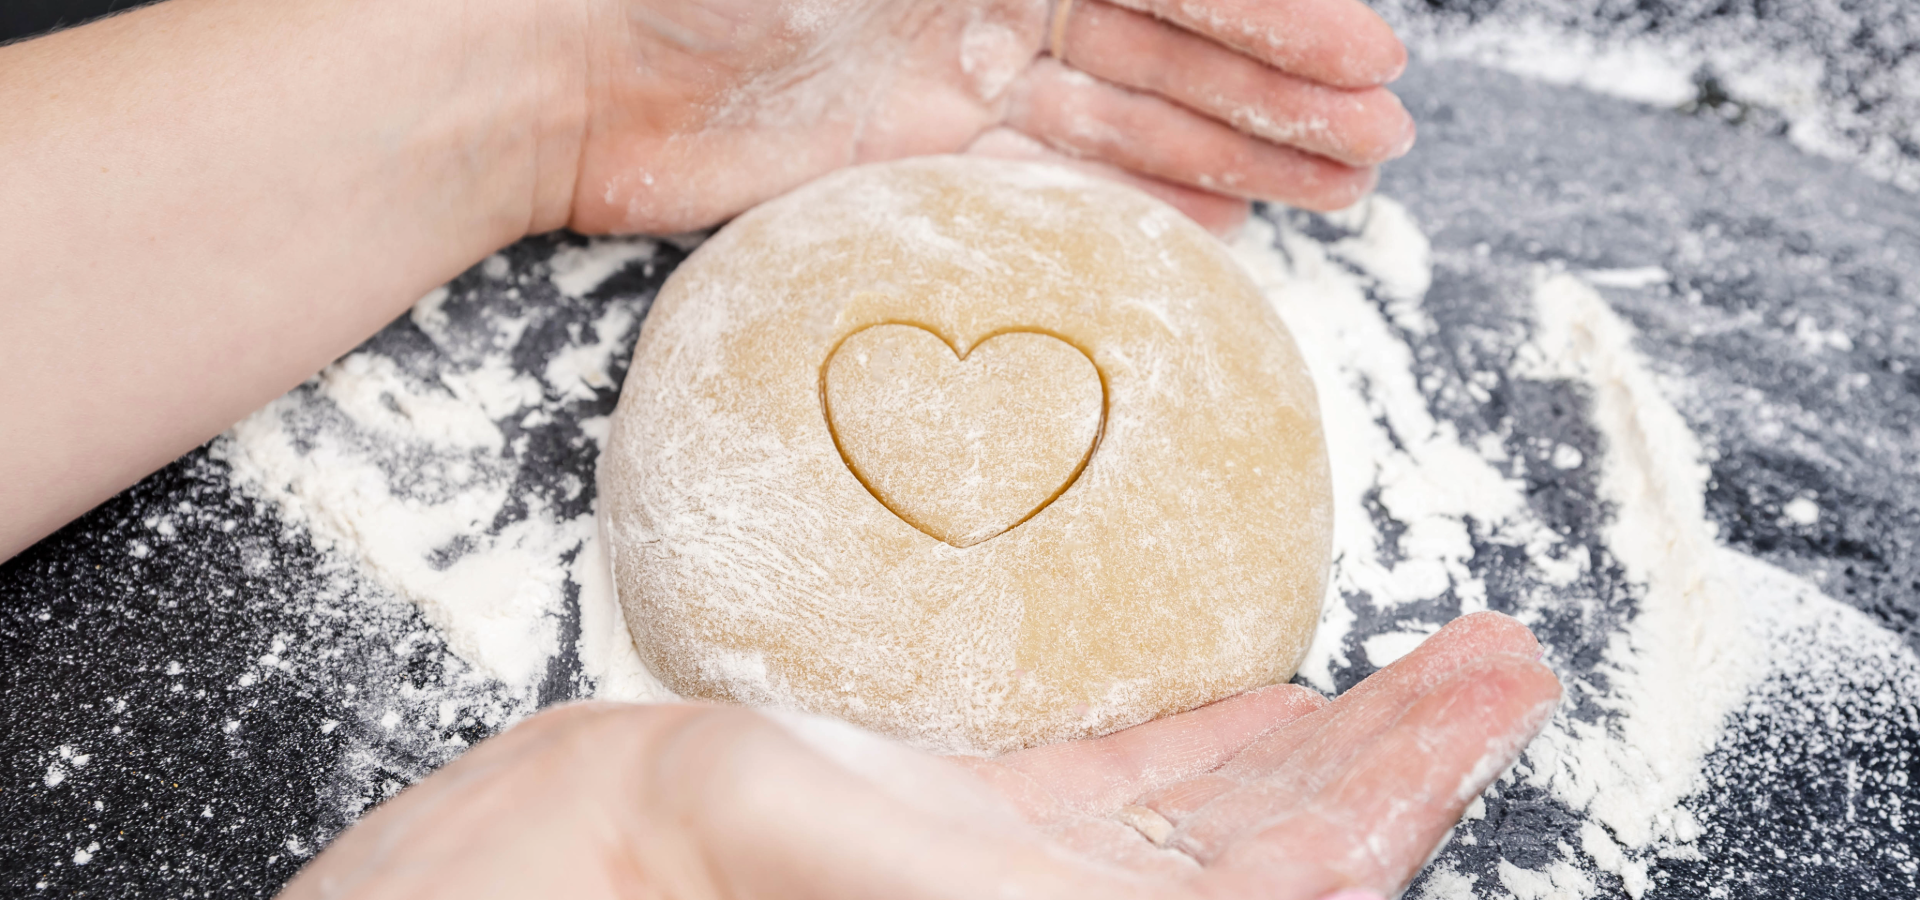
[
  {"left": 561, "top": 0, "right": 1416, "bottom": 236},
  {"left": 0, "top": 0, "right": 1410, "bottom": 561},
  {"left": 278, "top": 612, "right": 1557, "bottom": 900}
]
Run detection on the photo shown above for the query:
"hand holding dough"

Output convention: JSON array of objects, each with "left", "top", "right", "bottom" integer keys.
[
  {"left": 281, "top": 616, "right": 1560, "bottom": 900},
  {"left": 601, "top": 156, "right": 1332, "bottom": 754}
]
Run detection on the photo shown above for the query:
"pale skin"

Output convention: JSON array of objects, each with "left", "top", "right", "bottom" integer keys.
[
  {"left": 282, "top": 613, "right": 1560, "bottom": 900},
  {"left": 0, "top": 0, "right": 1413, "bottom": 560},
  {"left": 0, "top": 0, "right": 1558, "bottom": 896}
]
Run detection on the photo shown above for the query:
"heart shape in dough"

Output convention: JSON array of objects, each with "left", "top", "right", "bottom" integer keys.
[{"left": 823, "top": 324, "right": 1105, "bottom": 548}]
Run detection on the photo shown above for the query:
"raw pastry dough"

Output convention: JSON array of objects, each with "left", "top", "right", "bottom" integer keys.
[
  {"left": 823, "top": 324, "right": 1104, "bottom": 548},
  {"left": 601, "top": 156, "right": 1330, "bottom": 755}
]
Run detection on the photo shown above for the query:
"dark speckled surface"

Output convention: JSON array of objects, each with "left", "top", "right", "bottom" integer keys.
[
  {"left": 1380, "top": 60, "right": 1920, "bottom": 898},
  {"left": 5, "top": 29, "right": 1920, "bottom": 900}
]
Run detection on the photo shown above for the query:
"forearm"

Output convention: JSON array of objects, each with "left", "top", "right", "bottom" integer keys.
[{"left": 0, "top": 0, "right": 586, "bottom": 559}]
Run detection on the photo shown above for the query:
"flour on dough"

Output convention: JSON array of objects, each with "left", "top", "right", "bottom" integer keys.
[
  {"left": 601, "top": 156, "right": 1331, "bottom": 755},
  {"left": 824, "top": 324, "right": 1104, "bottom": 548}
]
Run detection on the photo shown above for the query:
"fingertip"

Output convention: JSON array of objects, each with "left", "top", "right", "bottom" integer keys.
[
  {"left": 1444, "top": 611, "right": 1544, "bottom": 659},
  {"left": 1453, "top": 609, "right": 1524, "bottom": 627},
  {"left": 1516, "top": 655, "right": 1567, "bottom": 709},
  {"left": 1377, "top": 40, "right": 1410, "bottom": 86},
  {"left": 1185, "top": 196, "right": 1253, "bottom": 236},
  {"left": 1316, "top": 89, "right": 1416, "bottom": 168},
  {"left": 1462, "top": 657, "right": 1564, "bottom": 768},
  {"left": 1323, "top": 4, "right": 1411, "bottom": 89},
  {"left": 1452, "top": 653, "right": 1565, "bottom": 735},
  {"left": 1393, "top": 122, "right": 1418, "bottom": 161},
  {"left": 1339, "top": 613, "right": 1548, "bottom": 706},
  {"left": 1388, "top": 100, "right": 1418, "bottom": 159},
  {"left": 1290, "top": 164, "right": 1377, "bottom": 213}
]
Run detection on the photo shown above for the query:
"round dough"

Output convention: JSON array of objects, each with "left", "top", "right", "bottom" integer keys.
[{"left": 601, "top": 156, "right": 1331, "bottom": 755}]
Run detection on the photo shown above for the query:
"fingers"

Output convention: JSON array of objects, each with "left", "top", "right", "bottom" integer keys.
[
  {"left": 1134, "top": 613, "right": 1545, "bottom": 835},
  {"left": 966, "top": 127, "right": 1252, "bottom": 235},
  {"left": 1157, "top": 612, "right": 1539, "bottom": 801},
  {"left": 983, "top": 683, "right": 1329, "bottom": 817},
  {"left": 1168, "top": 651, "right": 1556, "bottom": 855},
  {"left": 1000, "top": 0, "right": 1413, "bottom": 216},
  {"left": 1059, "top": 2, "right": 1415, "bottom": 167},
  {"left": 1198, "top": 657, "right": 1561, "bottom": 897},
  {"left": 1005, "top": 59, "right": 1377, "bottom": 212},
  {"left": 1330, "top": 611, "right": 1542, "bottom": 709},
  {"left": 1094, "top": 0, "right": 1407, "bottom": 89}
]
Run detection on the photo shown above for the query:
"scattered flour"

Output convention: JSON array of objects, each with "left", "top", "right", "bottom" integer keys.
[
  {"left": 547, "top": 239, "right": 657, "bottom": 299},
  {"left": 216, "top": 243, "right": 669, "bottom": 704},
  {"left": 1377, "top": 1, "right": 1920, "bottom": 193},
  {"left": 213, "top": 191, "right": 1915, "bottom": 898},
  {"left": 1231, "top": 202, "right": 1572, "bottom": 689},
  {"left": 1237, "top": 205, "right": 1918, "bottom": 899},
  {"left": 1511, "top": 275, "right": 1754, "bottom": 894}
]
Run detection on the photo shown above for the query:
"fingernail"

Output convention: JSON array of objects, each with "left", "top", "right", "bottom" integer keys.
[
  {"left": 1392, "top": 117, "right": 1418, "bottom": 158},
  {"left": 1383, "top": 54, "right": 1408, "bottom": 85},
  {"left": 1320, "top": 891, "right": 1389, "bottom": 900}
]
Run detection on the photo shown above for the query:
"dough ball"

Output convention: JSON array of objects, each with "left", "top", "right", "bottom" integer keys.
[{"left": 601, "top": 156, "right": 1331, "bottom": 755}]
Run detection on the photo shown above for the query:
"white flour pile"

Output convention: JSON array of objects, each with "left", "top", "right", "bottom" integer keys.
[{"left": 213, "top": 195, "right": 1918, "bottom": 898}]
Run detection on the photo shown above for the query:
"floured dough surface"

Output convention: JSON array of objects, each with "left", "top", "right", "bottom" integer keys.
[
  {"left": 602, "top": 156, "right": 1331, "bottom": 755},
  {"left": 824, "top": 325, "right": 1104, "bottom": 548}
]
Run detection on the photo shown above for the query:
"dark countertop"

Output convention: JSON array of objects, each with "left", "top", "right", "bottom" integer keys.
[{"left": 5, "top": 57, "right": 1919, "bottom": 898}]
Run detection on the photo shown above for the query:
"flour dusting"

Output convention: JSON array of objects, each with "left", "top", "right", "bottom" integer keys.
[
  {"left": 216, "top": 243, "right": 671, "bottom": 707},
  {"left": 1375, "top": 0, "right": 1920, "bottom": 194},
  {"left": 201, "top": 189, "right": 1916, "bottom": 896},
  {"left": 1233, "top": 203, "right": 1919, "bottom": 899}
]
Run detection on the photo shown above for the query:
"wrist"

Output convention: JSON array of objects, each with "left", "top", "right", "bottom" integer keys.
[
  {"left": 0, "top": 0, "right": 599, "bottom": 559},
  {"left": 441, "top": 0, "right": 592, "bottom": 239}
]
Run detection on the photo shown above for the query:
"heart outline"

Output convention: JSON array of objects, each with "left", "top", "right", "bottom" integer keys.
[{"left": 819, "top": 321, "right": 1108, "bottom": 548}]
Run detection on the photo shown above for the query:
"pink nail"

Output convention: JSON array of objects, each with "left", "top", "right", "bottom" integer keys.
[{"left": 1319, "top": 891, "right": 1388, "bottom": 900}]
